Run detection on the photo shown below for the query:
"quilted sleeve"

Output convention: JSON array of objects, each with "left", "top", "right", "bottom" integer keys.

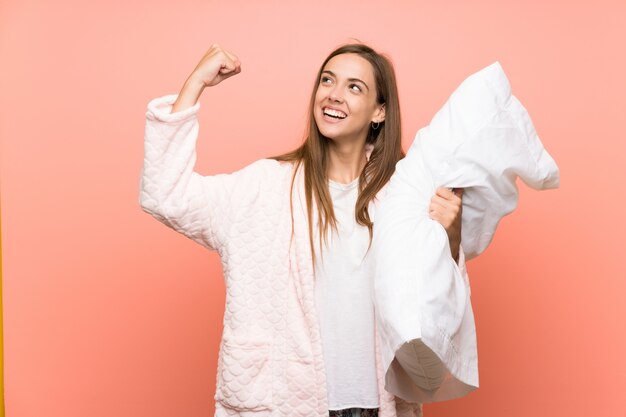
[{"left": 139, "top": 94, "right": 262, "bottom": 251}]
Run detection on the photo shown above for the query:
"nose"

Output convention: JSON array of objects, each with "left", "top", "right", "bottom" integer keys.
[{"left": 328, "top": 85, "right": 344, "bottom": 103}]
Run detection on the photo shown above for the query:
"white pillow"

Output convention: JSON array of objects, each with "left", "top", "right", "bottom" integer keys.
[
  {"left": 405, "top": 61, "right": 559, "bottom": 259},
  {"left": 372, "top": 61, "right": 560, "bottom": 403}
]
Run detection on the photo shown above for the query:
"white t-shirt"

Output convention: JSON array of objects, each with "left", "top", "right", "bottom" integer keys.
[{"left": 314, "top": 178, "right": 379, "bottom": 410}]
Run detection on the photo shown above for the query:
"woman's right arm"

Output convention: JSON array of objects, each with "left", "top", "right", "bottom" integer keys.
[{"left": 139, "top": 45, "right": 244, "bottom": 251}]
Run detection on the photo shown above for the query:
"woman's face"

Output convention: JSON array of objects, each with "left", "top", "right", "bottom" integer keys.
[{"left": 314, "top": 53, "right": 385, "bottom": 143}]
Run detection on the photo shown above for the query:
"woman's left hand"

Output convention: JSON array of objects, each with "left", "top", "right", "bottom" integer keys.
[{"left": 429, "top": 187, "right": 464, "bottom": 262}]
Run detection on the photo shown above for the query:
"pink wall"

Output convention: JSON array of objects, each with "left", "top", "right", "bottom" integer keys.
[{"left": 1, "top": 0, "right": 625, "bottom": 416}]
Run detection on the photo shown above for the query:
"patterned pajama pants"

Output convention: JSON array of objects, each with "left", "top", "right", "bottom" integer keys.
[{"left": 328, "top": 408, "right": 379, "bottom": 417}]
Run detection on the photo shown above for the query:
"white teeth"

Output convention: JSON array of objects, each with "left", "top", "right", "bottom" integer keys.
[{"left": 323, "top": 108, "right": 347, "bottom": 119}]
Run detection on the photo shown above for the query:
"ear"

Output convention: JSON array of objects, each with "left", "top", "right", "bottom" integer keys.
[{"left": 372, "top": 103, "right": 386, "bottom": 123}]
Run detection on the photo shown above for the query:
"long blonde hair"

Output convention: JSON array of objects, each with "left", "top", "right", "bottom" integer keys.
[{"left": 270, "top": 43, "right": 404, "bottom": 262}]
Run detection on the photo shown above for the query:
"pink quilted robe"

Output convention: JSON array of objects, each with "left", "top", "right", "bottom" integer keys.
[{"left": 139, "top": 94, "right": 423, "bottom": 417}]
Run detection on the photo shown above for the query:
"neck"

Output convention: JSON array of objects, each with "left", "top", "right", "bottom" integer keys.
[{"left": 326, "top": 139, "right": 367, "bottom": 184}]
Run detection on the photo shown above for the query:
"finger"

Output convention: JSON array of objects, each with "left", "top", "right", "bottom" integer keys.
[
  {"left": 438, "top": 186, "right": 464, "bottom": 203},
  {"left": 429, "top": 201, "right": 460, "bottom": 225},
  {"left": 429, "top": 211, "right": 453, "bottom": 229},
  {"left": 428, "top": 202, "right": 453, "bottom": 218},
  {"left": 219, "top": 70, "right": 239, "bottom": 81},
  {"left": 428, "top": 210, "right": 443, "bottom": 221},
  {"left": 219, "top": 56, "right": 237, "bottom": 71},
  {"left": 438, "top": 192, "right": 461, "bottom": 208},
  {"left": 436, "top": 187, "right": 456, "bottom": 199},
  {"left": 220, "top": 60, "right": 241, "bottom": 76},
  {"left": 221, "top": 50, "right": 241, "bottom": 72},
  {"left": 429, "top": 210, "right": 454, "bottom": 225},
  {"left": 429, "top": 201, "right": 448, "bottom": 215},
  {"left": 223, "top": 49, "right": 237, "bottom": 61},
  {"left": 431, "top": 195, "right": 457, "bottom": 211}
]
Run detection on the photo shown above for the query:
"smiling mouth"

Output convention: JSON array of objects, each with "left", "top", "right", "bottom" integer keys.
[{"left": 323, "top": 107, "right": 347, "bottom": 119}]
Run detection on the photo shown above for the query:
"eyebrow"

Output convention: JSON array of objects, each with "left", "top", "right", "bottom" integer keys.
[{"left": 321, "top": 70, "right": 370, "bottom": 91}]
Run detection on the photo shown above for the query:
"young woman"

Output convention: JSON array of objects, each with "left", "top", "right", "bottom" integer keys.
[{"left": 140, "top": 43, "right": 464, "bottom": 417}]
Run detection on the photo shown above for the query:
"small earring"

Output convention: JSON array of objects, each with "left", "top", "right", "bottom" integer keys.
[{"left": 371, "top": 121, "right": 380, "bottom": 130}]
